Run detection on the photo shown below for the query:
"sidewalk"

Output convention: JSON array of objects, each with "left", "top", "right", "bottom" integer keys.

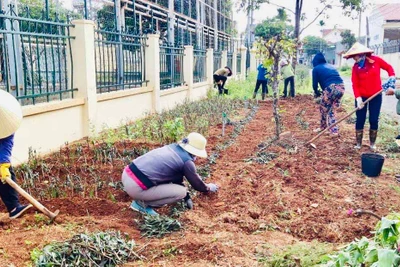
[{"left": 342, "top": 76, "right": 398, "bottom": 118}]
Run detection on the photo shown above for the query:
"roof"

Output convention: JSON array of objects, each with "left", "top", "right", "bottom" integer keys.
[
  {"left": 375, "top": 4, "right": 400, "bottom": 21},
  {"left": 321, "top": 28, "right": 345, "bottom": 37}
]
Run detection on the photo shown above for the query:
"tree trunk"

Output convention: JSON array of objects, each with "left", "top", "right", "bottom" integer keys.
[
  {"left": 271, "top": 58, "right": 281, "bottom": 139},
  {"left": 293, "top": 0, "right": 303, "bottom": 69}
]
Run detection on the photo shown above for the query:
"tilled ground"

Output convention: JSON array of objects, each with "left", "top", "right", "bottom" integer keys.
[{"left": 1, "top": 95, "right": 399, "bottom": 266}]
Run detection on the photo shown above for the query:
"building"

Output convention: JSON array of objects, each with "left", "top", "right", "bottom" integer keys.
[{"left": 368, "top": 3, "right": 400, "bottom": 47}]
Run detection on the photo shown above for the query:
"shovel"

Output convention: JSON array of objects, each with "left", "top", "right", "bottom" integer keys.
[
  {"left": 4, "top": 177, "right": 59, "bottom": 221},
  {"left": 306, "top": 90, "right": 383, "bottom": 149}
]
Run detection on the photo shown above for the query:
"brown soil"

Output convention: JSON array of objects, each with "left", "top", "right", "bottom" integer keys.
[{"left": 1, "top": 95, "right": 399, "bottom": 266}]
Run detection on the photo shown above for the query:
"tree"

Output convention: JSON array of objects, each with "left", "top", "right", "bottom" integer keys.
[
  {"left": 302, "top": 35, "right": 327, "bottom": 56},
  {"left": 340, "top": 29, "right": 356, "bottom": 49},
  {"left": 254, "top": 9, "right": 293, "bottom": 40},
  {"left": 254, "top": 34, "right": 296, "bottom": 138}
]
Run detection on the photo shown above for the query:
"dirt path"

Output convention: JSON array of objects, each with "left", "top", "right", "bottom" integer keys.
[{"left": 1, "top": 95, "right": 399, "bottom": 266}]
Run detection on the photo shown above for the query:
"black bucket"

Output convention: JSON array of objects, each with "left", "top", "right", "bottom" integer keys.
[{"left": 361, "top": 153, "right": 385, "bottom": 177}]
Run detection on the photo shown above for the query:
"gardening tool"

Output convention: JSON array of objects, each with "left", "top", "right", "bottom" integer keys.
[
  {"left": 3, "top": 177, "right": 59, "bottom": 221},
  {"left": 306, "top": 89, "right": 383, "bottom": 149}
]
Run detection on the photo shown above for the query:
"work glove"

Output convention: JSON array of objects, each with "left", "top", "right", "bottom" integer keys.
[
  {"left": 185, "top": 198, "right": 194, "bottom": 209},
  {"left": 0, "top": 163, "right": 11, "bottom": 183},
  {"left": 356, "top": 97, "right": 364, "bottom": 110},
  {"left": 382, "top": 76, "right": 396, "bottom": 92},
  {"left": 207, "top": 183, "right": 219, "bottom": 193}
]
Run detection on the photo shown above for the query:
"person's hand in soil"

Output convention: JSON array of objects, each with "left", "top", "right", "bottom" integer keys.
[{"left": 207, "top": 183, "right": 219, "bottom": 193}]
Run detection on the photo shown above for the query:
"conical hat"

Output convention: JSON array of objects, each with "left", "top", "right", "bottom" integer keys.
[
  {"left": 0, "top": 90, "right": 22, "bottom": 138},
  {"left": 343, "top": 42, "right": 374, "bottom": 59}
]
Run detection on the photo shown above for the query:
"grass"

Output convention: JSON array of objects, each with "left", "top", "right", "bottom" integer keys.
[{"left": 256, "top": 241, "right": 334, "bottom": 266}]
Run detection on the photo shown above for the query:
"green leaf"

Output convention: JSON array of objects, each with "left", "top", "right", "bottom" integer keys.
[{"left": 377, "top": 248, "right": 397, "bottom": 266}]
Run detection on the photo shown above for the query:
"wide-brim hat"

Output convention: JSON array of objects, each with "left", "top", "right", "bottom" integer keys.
[
  {"left": 343, "top": 42, "right": 374, "bottom": 59},
  {"left": 179, "top": 132, "right": 207, "bottom": 158},
  {"left": 0, "top": 90, "right": 23, "bottom": 138}
]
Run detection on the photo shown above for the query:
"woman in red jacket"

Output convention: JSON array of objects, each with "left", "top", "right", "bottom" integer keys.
[{"left": 343, "top": 42, "right": 396, "bottom": 150}]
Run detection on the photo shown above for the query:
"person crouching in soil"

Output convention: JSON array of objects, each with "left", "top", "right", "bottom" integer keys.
[
  {"left": 213, "top": 66, "right": 232, "bottom": 95},
  {"left": 343, "top": 42, "right": 396, "bottom": 151},
  {"left": 312, "top": 52, "right": 345, "bottom": 136},
  {"left": 121, "top": 132, "right": 219, "bottom": 216},
  {"left": 385, "top": 85, "right": 400, "bottom": 181}
]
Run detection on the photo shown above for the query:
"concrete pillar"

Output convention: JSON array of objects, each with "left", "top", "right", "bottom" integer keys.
[
  {"left": 69, "top": 20, "right": 97, "bottom": 137},
  {"left": 145, "top": 34, "right": 161, "bottom": 113},
  {"left": 184, "top": 45, "right": 194, "bottom": 99},
  {"left": 206, "top": 48, "right": 214, "bottom": 86},
  {"left": 250, "top": 47, "right": 257, "bottom": 72},
  {"left": 221, "top": 50, "right": 228, "bottom": 69},
  {"left": 232, "top": 50, "right": 237, "bottom": 79},
  {"left": 239, "top": 45, "right": 247, "bottom": 80}
]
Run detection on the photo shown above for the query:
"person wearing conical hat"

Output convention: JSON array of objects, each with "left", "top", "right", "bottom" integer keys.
[
  {"left": 121, "top": 132, "right": 219, "bottom": 216},
  {"left": 0, "top": 90, "right": 32, "bottom": 219},
  {"left": 343, "top": 42, "right": 396, "bottom": 150},
  {"left": 280, "top": 59, "right": 295, "bottom": 98}
]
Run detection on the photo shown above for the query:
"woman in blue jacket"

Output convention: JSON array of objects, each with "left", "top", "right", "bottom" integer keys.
[
  {"left": 312, "top": 53, "right": 346, "bottom": 135},
  {"left": 253, "top": 63, "right": 268, "bottom": 100}
]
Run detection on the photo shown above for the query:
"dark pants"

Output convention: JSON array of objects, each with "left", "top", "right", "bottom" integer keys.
[
  {"left": 213, "top": 74, "right": 227, "bottom": 95},
  {"left": 283, "top": 76, "right": 295, "bottom": 97},
  {"left": 254, "top": 80, "right": 268, "bottom": 94},
  {"left": 0, "top": 166, "right": 20, "bottom": 212},
  {"left": 355, "top": 93, "right": 382, "bottom": 130}
]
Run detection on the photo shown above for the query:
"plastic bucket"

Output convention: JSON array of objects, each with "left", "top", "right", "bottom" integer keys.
[{"left": 361, "top": 153, "right": 385, "bottom": 177}]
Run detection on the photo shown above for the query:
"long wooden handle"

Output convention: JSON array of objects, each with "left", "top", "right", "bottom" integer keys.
[
  {"left": 4, "top": 177, "right": 59, "bottom": 220},
  {"left": 306, "top": 90, "right": 383, "bottom": 145}
]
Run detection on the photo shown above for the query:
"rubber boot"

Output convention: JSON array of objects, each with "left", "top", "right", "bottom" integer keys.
[
  {"left": 370, "top": 129, "right": 378, "bottom": 151},
  {"left": 253, "top": 92, "right": 257, "bottom": 99},
  {"left": 355, "top": 129, "right": 363, "bottom": 149},
  {"left": 262, "top": 93, "right": 266, "bottom": 100}
]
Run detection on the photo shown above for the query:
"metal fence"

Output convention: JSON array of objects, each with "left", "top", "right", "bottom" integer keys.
[
  {"left": 193, "top": 48, "right": 206, "bottom": 83},
  {"left": 371, "top": 40, "right": 400, "bottom": 55},
  {"left": 94, "top": 29, "right": 147, "bottom": 93},
  {"left": 236, "top": 53, "right": 241, "bottom": 74},
  {"left": 0, "top": 5, "right": 75, "bottom": 105},
  {"left": 227, "top": 52, "right": 233, "bottom": 70},
  {"left": 160, "top": 45, "right": 184, "bottom": 89},
  {"left": 213, "top": 50, "right": 222, "bottom": 72}
]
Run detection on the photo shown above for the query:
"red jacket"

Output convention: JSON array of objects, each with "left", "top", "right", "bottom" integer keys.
[{"left": 351, "top": 55, "right": 395, "bottom": 98}]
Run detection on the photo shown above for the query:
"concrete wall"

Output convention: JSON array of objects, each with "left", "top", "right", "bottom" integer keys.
[{"left": 11, "top": 20, "right": 241, "bottom": 163}]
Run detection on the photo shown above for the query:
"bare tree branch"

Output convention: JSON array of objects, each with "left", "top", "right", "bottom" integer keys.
[{"left": 299, "top": 4, "right": 331, "bottom": 35}]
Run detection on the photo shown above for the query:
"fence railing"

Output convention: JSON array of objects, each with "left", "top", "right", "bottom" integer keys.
[
  {"left": 371, "top": 40, "right": 400, "bottom": 55},
  {"left": 94, "top": 30, "right": 146, "bottom": 93},
  {"left": 227, "top": 52, "right": 233, "bottom": 70},
  {"left": 193, "top": 48, "right": 206, "bottom": 83},
  {"left": 236, "top": 53, "right": 241, "bottom": 74},
  {"left": 160, "top": 45, "right": 184, "bottom": 89},
  {"left": 0, "top": 6, "right": 76, "bottom": 105},
  {"left": 213, "top": 50, "right": 222, "bottom": 72}
]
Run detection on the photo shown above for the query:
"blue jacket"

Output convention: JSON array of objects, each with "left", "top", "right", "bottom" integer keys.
[
  {"left": 0, "top": 134, "right": 14, "bottom": 163},
  {"left": 312, "top": 53, "right": 343, "bottom": 95},
  {"left": 257, "top": 64, "right": 268, "bottom": 81}
]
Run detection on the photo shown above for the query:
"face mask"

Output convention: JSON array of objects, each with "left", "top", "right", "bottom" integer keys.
[{"left": 356, "top": 55, "right": 366, "bottom": 68}]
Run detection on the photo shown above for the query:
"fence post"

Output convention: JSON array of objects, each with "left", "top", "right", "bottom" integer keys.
[
  {"left": 206, "top": 48, "right": 214, "bottom": 86},
  {"left": 250, "top": 47, "right": 257, "bottom": 72},
  {"left": 184, "top": 45, "right": 194, "bottom": 99},
  {"left": 69, "top": 20, "right": 97, "bottom": 137},
  {"left": 240, "top": 45, "right": 247, "bottom": 80},
  {"left": 232, "top": 50, "right": 237, "bottom": 79},
  {"left": 145, "top": 34, "right": 161, "bottom": 113},
  {"left": 221, "top": 50, "right": 228, "bottom": 68}
]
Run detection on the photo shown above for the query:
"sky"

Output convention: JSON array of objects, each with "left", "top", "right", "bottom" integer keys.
[{"left": 232, "top": 0, "right": 400, "bottom": 38}]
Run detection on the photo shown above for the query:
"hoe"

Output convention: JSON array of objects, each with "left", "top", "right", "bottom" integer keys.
[{"left": 306, "top": 90, "right": 383, "bottom": 149}]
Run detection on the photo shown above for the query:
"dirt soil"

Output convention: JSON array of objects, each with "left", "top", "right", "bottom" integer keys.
[{"left": 1, "top": 95, "right": 399, "bottom": 266}]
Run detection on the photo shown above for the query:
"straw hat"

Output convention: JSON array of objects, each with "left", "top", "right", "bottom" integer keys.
[
  {"left": 343, "top": 42, "right": 374, "bottom": 59},
  {"left": 179, "top": 132, "right": 207, "bottom": 158},
  {"left": 0, "top": 90, "right": 23, "bottom": 139}
]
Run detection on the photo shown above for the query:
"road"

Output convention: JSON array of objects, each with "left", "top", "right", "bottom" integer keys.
[{"left": 342, "top": 76, "right": 398, "bottom": 118}]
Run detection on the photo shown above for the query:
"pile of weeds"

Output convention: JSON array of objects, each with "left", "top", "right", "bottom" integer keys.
[
  {"left": 137, "top": 215, "right": 182, "bottom": 238},
  {"left": 31, "top": 231, "right": 142, "bottom": 266}
]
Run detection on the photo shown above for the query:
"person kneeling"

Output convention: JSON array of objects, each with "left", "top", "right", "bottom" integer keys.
[{"left": 121, "top": 132, "right": 218, "bottom": 216}]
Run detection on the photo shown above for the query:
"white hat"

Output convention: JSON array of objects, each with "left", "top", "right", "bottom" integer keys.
[
  {"left": 0, "top": 90, "right": 23, "bottom": 138},
  {"left": 179, "top": 132, "right": 207, "bottom": 158},
  {"left": 280, "top": 59, "right": 288, "bottom": 66},
  {"left": 343, "top": 42, "right": 374, "bottom": 59}
]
